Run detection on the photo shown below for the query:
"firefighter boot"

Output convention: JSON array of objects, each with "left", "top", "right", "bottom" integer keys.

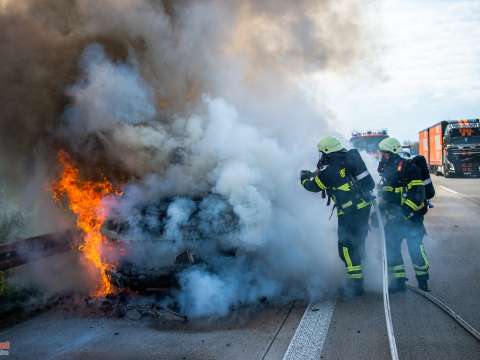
[
  {"left": 389, "top": 278, "right": 406, "bottom": 293},
  {"left": 339, "top": 279, "right": 364, "bottom": 299},
  {"left": 417, "top": 276, "right": 430, "bottom": 292}
]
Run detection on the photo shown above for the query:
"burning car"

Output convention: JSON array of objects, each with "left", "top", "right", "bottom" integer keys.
[{"left": 53, "top": 150, "right": 241, "bottom": 296}]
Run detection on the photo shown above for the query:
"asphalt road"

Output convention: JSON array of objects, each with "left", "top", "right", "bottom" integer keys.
[
  {"left": 432, "top": 174, "right": 480, "bottom": 205},
  {"left": 0, "top": 301, "right": 307, "bottom": 360},
  {"left": 393, "top": 175, "right": 480, "bottom": 359},
  {"left": 421, "top": 174, "right": 480, "bottom": 333},
  {"left": 319, "top": 174, "right": 480, "bottom": 360},
  {"left": 1, "top": 174, "right": 479, "bottom": 359}
]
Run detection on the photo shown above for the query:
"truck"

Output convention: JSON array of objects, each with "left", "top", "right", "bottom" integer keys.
[
  {"left": 419, "top": 119, "right": 480, "bottom": 177},
  {"left": 350, "top": 129, "right": 389, "bottom": 155}
]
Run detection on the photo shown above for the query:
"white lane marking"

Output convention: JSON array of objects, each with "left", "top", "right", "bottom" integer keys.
[
  {"left": 439, "top": 185, "right": 460, "bottom": 195},
  {"left": 438, "top": 185, "right": 480, "bottom": 206},
  {"left": 374, "top": 200, "right": 399, "bottom": 360},
  {"left": 282, "top": 298, "right": 336, "bottom": 360}
]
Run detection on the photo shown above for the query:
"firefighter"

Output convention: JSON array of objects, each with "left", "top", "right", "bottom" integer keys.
[
  {"left": 300, "top": 136, "right": 375, "bottom": 296},
  {"left": 377, "top": 137, "right": 430, "bottom": 292}
]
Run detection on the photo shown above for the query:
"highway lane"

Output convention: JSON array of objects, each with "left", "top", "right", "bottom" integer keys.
[
  {"left": 1, "top": 174, "right": 479, "bottom": 359},
  {"left": 420, "top": 175, "right": 480, "bottom": 330},
  {"left": 0, "top": 301, "right": 307, "bottom": 360},
  {"left": 391, "top": 175, "right": 480, "bottom": 359},
  {"left": 319, "top": 174, "right": 480, "bottom": 359},
  {"left": 431, "top": 174, "right": 480, "bottom": 204},
  {"left": 320, "top": 293, "right": 390, "bottom": 360}
]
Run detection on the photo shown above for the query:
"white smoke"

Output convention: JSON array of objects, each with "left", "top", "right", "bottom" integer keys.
[
  {"left": 178, "top": 264, "right": 281, "bottom": 318},
  {"left": 0, "top": 0, "right": 373, "bottom": 317},
  {"left": 65, "top": 44, "right": 156, "bottom": 132},
  {"left": 59, "top": 43, "right": 343, "bottom": 316},
  {"left": 0, "top": 187, "right": 27, "bottom": 243}
]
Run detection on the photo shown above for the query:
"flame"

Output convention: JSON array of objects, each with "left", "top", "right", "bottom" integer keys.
[{"left": 53, "top": 150, "right": 120, "bottom": 297}]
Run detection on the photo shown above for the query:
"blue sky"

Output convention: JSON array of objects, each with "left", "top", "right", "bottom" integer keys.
[{"left": 306, "top": 0, "right": 480, "bottom": 142}]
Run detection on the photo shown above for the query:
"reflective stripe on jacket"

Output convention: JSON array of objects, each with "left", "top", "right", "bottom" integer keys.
[
  {"left": 301, "top": 150, "right": 374, "bottom": 216},
  {"left": 379, "top": 157, "right": 426, "bottom": 219}
]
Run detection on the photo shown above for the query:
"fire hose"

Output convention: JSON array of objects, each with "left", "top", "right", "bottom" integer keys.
[
  {"left": 406, "top": 285, "right": 480, "bottom": 342},
  {"left": 374, "top": 199, "right": 480, "bottom": 360},
  {"left": 373, "top": 199, "right": 400, "bottom": 360}
]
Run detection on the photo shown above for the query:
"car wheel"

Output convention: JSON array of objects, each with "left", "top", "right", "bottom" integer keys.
[{"left": 444, "top": 166, "right": 449, "bottom": 178}]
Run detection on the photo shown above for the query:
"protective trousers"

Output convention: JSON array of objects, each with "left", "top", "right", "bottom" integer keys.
[
  {"left": 385, "top": 217, "right": 429, "bottom": 282},
  {"left": 337, "top": 206, "right": 371, "bottom": 282}
]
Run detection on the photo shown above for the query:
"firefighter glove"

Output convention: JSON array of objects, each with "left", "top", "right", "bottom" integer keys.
[
  {"left": 300, "top": 170, "right": 314, "bottom": 181},
  {"left": 403, "top": 213, "right": 414, "bottom": 221},
  {"left": 401, "top": 204, "right": 415, "bottom": 219}
]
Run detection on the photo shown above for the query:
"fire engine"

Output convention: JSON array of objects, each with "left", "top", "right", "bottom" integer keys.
[{"left": 350, "top": 129, "right": 389, "bottom": 155}]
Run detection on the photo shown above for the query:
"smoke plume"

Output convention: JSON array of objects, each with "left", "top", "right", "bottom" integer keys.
[{"left": 0, "top": 0, "right": 372, "bottom": 316}]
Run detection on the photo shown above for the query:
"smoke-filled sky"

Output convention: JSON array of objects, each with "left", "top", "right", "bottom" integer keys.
[{"left": 306, "top": 0, "right": 480, "bottom": 142}]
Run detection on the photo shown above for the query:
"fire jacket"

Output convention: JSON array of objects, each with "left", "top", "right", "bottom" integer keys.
[
  {"left": 378, "top": 155, "right": 427, "bottom": 221},
  {"left": 301, "top": 149, "right": 375, "bottom": 216}
]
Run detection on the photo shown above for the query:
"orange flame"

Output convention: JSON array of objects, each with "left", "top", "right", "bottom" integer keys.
[{"left": 53, "top": 150, "right": 120, "bottom": 297}]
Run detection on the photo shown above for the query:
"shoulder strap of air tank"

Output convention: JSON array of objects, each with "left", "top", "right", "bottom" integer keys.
[
  {"left": 397, "top": 158, "right": 410, "bottom": 186},
  {"left": 342, "top": 153, "right": 364, "bottom": 197}
]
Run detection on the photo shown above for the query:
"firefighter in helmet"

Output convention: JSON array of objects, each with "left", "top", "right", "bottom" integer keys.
[
  {"left": 377, "top": 137, "right": 430, "bottom": 292},
  {"left": 300, "top": 136, "right": 375, "bottom": 296}
]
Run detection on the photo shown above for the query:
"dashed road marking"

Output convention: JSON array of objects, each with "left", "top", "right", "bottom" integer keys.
[
  {"left": 438, "top": 185, "right": 480, "bottom": 206},
  {"left": 439, "top": 185, "right": 460, "bottom": 195},
  {"left": 282, "top": 298, "right": 336, "bottom": 360}
]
